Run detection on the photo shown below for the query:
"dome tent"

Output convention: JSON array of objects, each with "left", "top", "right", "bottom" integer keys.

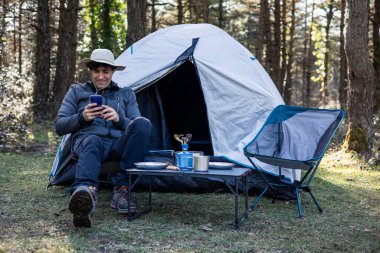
[
  {"left": 49, "top": 24, "right": 297, "bottom": 198},
  {"left": 112, "top": 23, "right": 298, "bottom": 183}
]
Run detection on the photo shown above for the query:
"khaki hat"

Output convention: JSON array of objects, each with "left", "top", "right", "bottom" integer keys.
[{"left": 78, "top": 49, "right": 126, "bottom": 71}]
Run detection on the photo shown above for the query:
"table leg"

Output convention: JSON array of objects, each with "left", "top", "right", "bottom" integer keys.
[
  {"left": 128, "top": 174, "right": 132, "bottom": 221},
  {"left": 245, "top": 176, "right": 248, "bottom": 211},
  {"left": 235, "top": 177, "right": 239, "bottom": 229},
  {"left": 149, "top": 176, "right": 152, "bottom": 205}
]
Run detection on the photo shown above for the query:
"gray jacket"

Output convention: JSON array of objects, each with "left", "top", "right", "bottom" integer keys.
[{"left": 55, "top": 81, "right": 141, "bottom": 139}]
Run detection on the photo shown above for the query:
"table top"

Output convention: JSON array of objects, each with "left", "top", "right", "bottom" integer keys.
[{"left": 126, "top": 167, "right": 251, "bottom": 178}]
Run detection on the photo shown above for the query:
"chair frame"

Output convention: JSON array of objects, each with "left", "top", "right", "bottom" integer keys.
[
  {"left": 244, "top": 154, "right": 323, "bottom": 218},
  {"left": 241, "top": 105, "right": 344, "bottom": 220}
]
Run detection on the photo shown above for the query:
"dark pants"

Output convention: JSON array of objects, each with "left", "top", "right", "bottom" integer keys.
[{"left": 70, "top": 117, "right": 152, "bottom": 193}]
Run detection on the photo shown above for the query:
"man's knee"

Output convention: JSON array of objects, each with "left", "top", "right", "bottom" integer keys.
[
  {"left": 78, "top": 135, "right": 104, "bottom": 152},
  {"left": 129, "top": 117, "right": 152, "bottom": 136}
]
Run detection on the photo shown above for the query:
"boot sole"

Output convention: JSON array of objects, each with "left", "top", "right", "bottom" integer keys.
[
  {"left": 69, "top": 190, "right": 94, "bottom": 227},
  {"left": 110, "top": 200, "right": 137, "bottom": 214}
]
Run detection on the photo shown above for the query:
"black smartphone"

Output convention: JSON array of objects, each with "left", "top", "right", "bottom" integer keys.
[{"left": 90, "top": 95, "right": 103, "bottom": 107}]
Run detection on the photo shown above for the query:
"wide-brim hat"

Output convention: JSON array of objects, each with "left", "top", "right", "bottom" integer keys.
[{"left": 78, "top": 48, "right": 126, "bottom": 71}]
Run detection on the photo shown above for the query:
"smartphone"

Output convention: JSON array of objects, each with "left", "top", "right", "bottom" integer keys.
[{"left": 90, "top": 95, "right": 103, "bottom": 107}]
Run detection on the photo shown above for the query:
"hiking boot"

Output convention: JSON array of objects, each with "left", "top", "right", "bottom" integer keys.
[
  {"left": 69, "top": 185, "right": 97, "bottom": 227},
  {"left": 110, "top": 186, "right": 137, "bottom": 214}
]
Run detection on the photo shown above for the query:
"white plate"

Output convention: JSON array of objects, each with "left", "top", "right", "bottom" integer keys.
[
  {"left": 208, "top": 162, "right": 235, "bottom": 170},
  {"left": 134, "top": 162, "right": 168, "bottom": 170}
]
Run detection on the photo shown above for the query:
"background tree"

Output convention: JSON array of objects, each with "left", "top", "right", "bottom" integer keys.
[
  {"left": 17, "top": 0, "right": 24, "bottom": 74},
  {"left": 126, "top": 0, "right": 147, "bottom": 48},
  {"left": 338, "top": 0, "right": 347, "bottom": 110},
  {"left": 344, "top": 0, "right": 375, "bottom": 159},
  {"left": 0, "top": 0, "right": 8, "bottom": 68},
  {"left": 87, "top": 0, "right": 100, "bottom": 51},
  {"left": 33, "top": 0, "right": 51, "bottom": 121},
  {"left": 51, "top": 0, "right": 79, "bottom": 118},
  {"left": 256, "top": 0, "right": 268, "bottom": 64},
  {"left": 283, "top": 0, "right": 296, "bottom": 104},
  {"left": 279, "top": 0, "right": 287, "bottom": 95},
  {"left": 305, "top": 1, "right": 316, "bottom": 107},
  {"left": 320, "top": 0, "right": 336, "bottom": 105},
  {"left": 271, "top": 0, "right": 281, "bottom": 90},
  {"left": 82, "top": 0, "right": 126, "bottom": 55},
  {"left": 373, "top": 0, "right": 380, "bottom": 113}
]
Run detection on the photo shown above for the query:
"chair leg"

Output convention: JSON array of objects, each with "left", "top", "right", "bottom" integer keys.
[
  {"left": 295, "top": 187, "right": 303, "bottom": 219},
  {"left": 237, "top": 185, "right": 269, "bottom": 228},
  {"left": 249, "top": 185, "right": 269, "bottom": 211},
  {"left": 308, "top": 187, "right": 323, "bottom": 213}
]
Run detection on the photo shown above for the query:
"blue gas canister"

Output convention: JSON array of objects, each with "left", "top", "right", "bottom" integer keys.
[{"left": 177, "top": 144, "right": 193, "bottom": 170}]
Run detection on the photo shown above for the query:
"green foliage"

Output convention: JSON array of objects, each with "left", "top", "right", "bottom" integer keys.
[
  {"left": 0, "top": 67, "right": 33, "bottom": 151},
  {"left": 80, "top": 0, "right": 127, "bottom": 56}
]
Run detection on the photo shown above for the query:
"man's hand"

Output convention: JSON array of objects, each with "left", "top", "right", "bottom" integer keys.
[
  {"left": 83, "top": 103, "right": 104, "bottom": 121},
  {"left": 100, "top": 105, "right": 119, "bottom": 123}
]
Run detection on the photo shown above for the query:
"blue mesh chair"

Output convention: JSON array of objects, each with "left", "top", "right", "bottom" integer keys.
[{"left": 243, "top": 105, "right": 345, "bottom": 218}]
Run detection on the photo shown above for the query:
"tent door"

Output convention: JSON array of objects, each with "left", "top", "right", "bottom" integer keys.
[{"left": 137, "top": 60, "right": 213, "bottom": 155}]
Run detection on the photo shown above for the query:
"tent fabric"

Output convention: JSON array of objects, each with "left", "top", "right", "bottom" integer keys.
[{"left": 112, "top": 23, "right": 287, "bottom": 179}]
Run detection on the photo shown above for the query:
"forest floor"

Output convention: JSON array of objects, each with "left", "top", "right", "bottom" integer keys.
[{"left": 0, "top": 124, "right": 379, "bottom": 252}]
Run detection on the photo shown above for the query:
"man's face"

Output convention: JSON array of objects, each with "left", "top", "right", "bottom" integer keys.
[{"left": 90, "top": 66, "right": 115, "bottom": 90}]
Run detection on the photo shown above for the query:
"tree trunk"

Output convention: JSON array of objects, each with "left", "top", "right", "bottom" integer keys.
[
  {"left": 151, "top": 0, "right": 157, "bottom": 32},
  {"left": 13, "top": 3, "right": 16, "bottom": 61},
  {"left": 306, "top": 1, "right": 315, "bottom": 107},
  {"left": 218, "top": 0, "right": 224, "bottom": 28},
  {"left": 301, "top": 0, "right": 308, "bottom": 106},
  {"left": 89, "top": 0, "right": 98, "bottom": 51},
  {"left": 256, "top": 0, "right": 268, "bottom": 62},
  {"left": 0, "top": 0, "right": 7, "bottom": 68},
  {"left": 68, "top": 0, "right": 79, "bottom": 87},
  {"left": 33, "top": 0, "right": 51, "bottom": 121},
  {"left": 51, "top": 0, "right": 79, "bottom": 118},
  {"left": 373, "top": 0, "right": 380, "bottom": 113},
  {"left": 321, "top": 0, "right": 334, "bottom": 105},
  {"left": 101, "top": 0, "right": 112, "bottom": 49},
  {"left": 279, "top": 0, "right": 287, "bottom": 96},
  {"left": 272, "top": 0, "right": 281, "bottom": 91},
  {"left": 339, "top": 0, "right": 348, "bottom": 110},
  {"left": 263, "top": 0, "right": 272, "bottom": 72},
  {"left": 344, "top": 0, "right": 375, "bottom": 159},
  {"left": 202, "top": 0, "right": 210, "bottom": 23},
  {"left": 189, "top": 0, "right": 193, "bottom": 22},
  {"left": 126, "top": 0, "right": 147, "bottom": 48},
  {"left": 178, "top": 0, "right": 183, "bottom": 24},
  {"left": 284, "top": 0, "right": 296, "bottom": 104},
  {"left": 18, "top": 0, "right": 23, "bottom": 74}
]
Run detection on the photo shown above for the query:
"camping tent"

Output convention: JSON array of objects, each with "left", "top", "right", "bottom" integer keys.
[
  {"left": 49, "top": 23, "right": 297, "bottom": 197},
  {"left": 112, "top": 23, "right": 298, "bottom": 181}
]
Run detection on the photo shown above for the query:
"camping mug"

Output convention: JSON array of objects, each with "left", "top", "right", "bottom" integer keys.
[{"left": 193, "top": 156, "right": 209, "bottom": 172}]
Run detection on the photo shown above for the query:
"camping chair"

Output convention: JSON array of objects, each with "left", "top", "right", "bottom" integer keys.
[{"left": 243, "top": 105, "right": 345, "bottom": 218}]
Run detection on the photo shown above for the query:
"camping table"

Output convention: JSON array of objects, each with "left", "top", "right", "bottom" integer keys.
[{"left": 126, "top": 167, "right": 252, "bottom": 229}]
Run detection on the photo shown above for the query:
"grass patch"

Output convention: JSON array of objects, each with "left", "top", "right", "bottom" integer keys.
[{"left": 0, "top": 150, "right": 379, "bottom": 252}]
